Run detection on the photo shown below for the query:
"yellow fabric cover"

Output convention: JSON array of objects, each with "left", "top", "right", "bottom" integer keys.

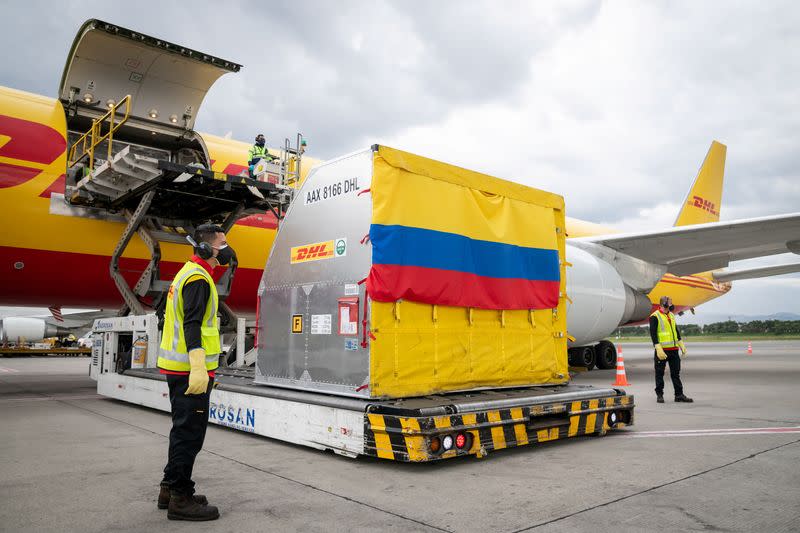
[{"left": 368, "top": 146, "right": 568, "bottom": 398}]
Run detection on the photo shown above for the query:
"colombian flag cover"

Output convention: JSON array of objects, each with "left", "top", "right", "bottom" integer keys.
[{"left": 366, "top": 147, "right": 563, "bottom": 310}]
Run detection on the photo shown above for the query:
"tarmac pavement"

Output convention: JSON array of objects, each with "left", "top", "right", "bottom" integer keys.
[{"left": 1, "top": 341, "right": 798, "bottom": 532}]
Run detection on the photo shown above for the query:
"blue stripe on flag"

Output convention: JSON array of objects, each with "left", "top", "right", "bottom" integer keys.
[{"left": 370, "top": 224, "right": 560, "bottom": 281}]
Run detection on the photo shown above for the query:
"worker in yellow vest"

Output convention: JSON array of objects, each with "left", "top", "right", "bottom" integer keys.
[
  {"left": 247, "top": 133, "right": 277, "bottom": 177},
  {"left": 156, "top": 223, "right": 235, "bottom": 521},
  {"left": 649, "top": 296, "right": 692, "bottom": 404}
]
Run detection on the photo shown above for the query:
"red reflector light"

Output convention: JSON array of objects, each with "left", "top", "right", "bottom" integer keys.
[{"left": 455, "top": 433, "right": 467, "bottom": 449}]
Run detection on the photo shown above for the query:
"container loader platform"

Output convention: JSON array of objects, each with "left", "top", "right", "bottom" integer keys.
[
  {"left": 90, "top": 144, "right": 634, "bottom": 462},
  {"left": 98, "top": 356, "right": 632, "bottom": 461},
  {"left": 57, "top": 19, "right": 301, "bottom": 324}
]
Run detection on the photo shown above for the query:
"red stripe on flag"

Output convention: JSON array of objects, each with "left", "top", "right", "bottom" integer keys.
[{"left": 366, "top": 264, "right": 560, "bottom": 310}]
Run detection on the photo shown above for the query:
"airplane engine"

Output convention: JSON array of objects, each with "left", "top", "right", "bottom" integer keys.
[
  {"left": 0, "top": 317, "right": 60, "bottom": 344},
  {"left": 565, "top": 244, "right": 652, "bottom": 346}
]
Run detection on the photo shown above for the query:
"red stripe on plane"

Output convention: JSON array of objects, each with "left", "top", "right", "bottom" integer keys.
[
  {"left": 236, "top": 212, "right": 278, "bottom": 229},
  {"left": 0, "top": 246, "right": 261, "bottom": 313},
  {"left": 661, "top": 278, "right": 724, "bottom": 292},
  {"left": 39, "top": 174, "right": 66, "bottom": 198},
  {"left": 0, "top": 162, "right": 41, "bottom": 189},
  {"left": 664, "top": 274, "right": 716, "bottom": 286},
  {"left": 0, "top": 115, "right": 66, "bottom": 165}
]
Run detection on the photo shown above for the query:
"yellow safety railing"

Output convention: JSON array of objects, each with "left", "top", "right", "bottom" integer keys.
[{"left": 68, "top": 95, "right": 132, "bottom": 172}]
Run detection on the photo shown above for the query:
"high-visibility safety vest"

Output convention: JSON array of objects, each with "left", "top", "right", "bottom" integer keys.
[
  {"left": 157, "top": 261, "right": 221, "bottom": 372},
  {"left": 248, "top": 144, "right": 268, "bottom": 162},
  {"left": 651, "top": 310, "right": 679, "bottom": 349}
]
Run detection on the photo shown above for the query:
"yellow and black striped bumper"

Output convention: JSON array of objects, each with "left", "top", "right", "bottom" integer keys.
[{"left": 364, "top": 394, "right": 634, "bottom": 462}]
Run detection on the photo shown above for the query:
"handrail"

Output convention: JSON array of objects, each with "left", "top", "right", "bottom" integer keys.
[{"left": 67, "top": 94, "right": 132, "bottom": 171}]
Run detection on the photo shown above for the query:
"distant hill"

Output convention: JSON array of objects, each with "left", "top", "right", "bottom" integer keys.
[{"left": 677, "top": 312, "right": 800, "bottom": 326}]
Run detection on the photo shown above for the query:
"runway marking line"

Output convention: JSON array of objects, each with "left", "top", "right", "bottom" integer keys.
[
  {"left": 0, "top": 366, "right": 20, "bottom": 373},
  {"left": 614, "top": 426, "right": 800, "bottom": 438}
]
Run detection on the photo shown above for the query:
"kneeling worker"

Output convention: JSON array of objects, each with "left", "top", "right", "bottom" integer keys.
[
  {"left": 650, "top": 296, "right": 693, "bottom": 404},
  {"left": 157, "top": 224, "right": 236, "bottom": 521}
]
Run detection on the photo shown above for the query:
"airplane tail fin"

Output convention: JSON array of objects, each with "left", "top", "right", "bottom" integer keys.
[{"left": 674, "top": 141, "right": 726, "bottom": 226}]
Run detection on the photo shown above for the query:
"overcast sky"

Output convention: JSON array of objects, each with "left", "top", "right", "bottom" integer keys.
[{"left": 1, "top": 0, "right": 798, "bottom": 317}]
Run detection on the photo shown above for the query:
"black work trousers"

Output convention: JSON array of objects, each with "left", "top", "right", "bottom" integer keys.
[
  {"left": 162, "top": 374, "right": 213, "bottom": 494},
  {"left": 654, "top": 349, "right": 684, "bottom": 397}
]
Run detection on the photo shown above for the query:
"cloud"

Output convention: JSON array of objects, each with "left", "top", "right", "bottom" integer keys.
[
  {"left": 1, "top": 0, "right": 798, "bottom": 314},
  {"left": 380, "top": 1, "right": 800, "bottom": 226}
]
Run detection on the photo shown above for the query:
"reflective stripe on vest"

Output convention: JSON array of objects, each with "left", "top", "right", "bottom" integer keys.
[
  {"left": 248, "top": 145, "right": 267, "bottom": 160},
  {"left": 157, "top": 261, "right": 221, "bottom": 372},
  {"left": 651, "top": 310, "right": 679, "bottom": 349}
]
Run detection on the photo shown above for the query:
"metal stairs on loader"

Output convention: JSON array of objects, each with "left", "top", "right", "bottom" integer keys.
[
  {"left": 101, "top": 164, "right": 292, "bottom": 327},
  {"left": 70, "top": 145, "right": 162, "bottom": 208}
]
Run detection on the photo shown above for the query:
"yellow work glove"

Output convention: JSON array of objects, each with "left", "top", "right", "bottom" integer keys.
[
  {"left": 185, "top": 348, "right": 209, "bottom": 395},
  {"left": 655, "top": 343, "right": 668, "bottom": 361},
  {"left": 678, "top": 341, "right": 687, "bottom": 359}
]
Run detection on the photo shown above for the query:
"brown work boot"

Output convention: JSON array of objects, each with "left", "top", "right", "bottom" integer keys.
[
  {"left": 158, "top": 483, "right": 208, "bottom": 509},
  {"left": 167, "top": 490, "right": 219, "bottom": 521}
]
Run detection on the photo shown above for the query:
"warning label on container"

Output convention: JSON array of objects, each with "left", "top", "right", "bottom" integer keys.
[
  {"left": 344, "top": 338, "right": 359, "bottom": 351},
  {"left": 310, "top": 314, "right": 332, "bottom": 335},
  {"left": 344, "top": 284, "right": 359, "bottom": 296},
  {"left": 291, "top": 314, "right": 303, "bottom": 334},
  {"left": 339, "top": 307, "right": 357, "bottom": 335}
]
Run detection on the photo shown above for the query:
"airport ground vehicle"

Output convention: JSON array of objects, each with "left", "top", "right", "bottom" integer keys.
[
  {"left": 90, "top": 146, "right": 634, "bottom": 462},
  {"left": 92, "top": 329, "right": 632, "bottom": 461}
]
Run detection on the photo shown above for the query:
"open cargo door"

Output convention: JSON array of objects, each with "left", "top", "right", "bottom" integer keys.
[{"left": 58, "top": 19, "right": 240, "bottom": 131}]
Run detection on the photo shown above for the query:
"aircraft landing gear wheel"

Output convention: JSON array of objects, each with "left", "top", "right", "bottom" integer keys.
[
  {"left": 595, "top": 340, "right": 617, "bottom": 369},
  {"left": 579, "top": 346, "right": 596, "bottom": 370}
]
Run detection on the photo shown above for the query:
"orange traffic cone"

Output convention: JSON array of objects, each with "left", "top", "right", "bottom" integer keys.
[
  {"left": 613, "top": 345, "right": 630, "bottom": 386},
  {"left": 747, "top": 341, "right": 752, "bottom": 355}
]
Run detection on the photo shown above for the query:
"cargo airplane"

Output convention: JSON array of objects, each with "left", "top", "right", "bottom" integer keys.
[{"left": 1, "top": 19, "right": 798, "bottom": 369}]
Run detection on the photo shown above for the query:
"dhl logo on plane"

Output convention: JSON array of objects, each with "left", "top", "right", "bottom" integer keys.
[
  {"left": 290, "top": 238, "right": 347, "bottom": 264},
  {"left": 0, "top": 115, "right": 65, "bottom": 192},
  {"left": 689, "top": 195, "right": 719, "bottom": 216}
]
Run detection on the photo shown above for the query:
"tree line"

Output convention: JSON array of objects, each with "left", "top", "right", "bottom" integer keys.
[{"left": 616, "top": 320, "right": 800, "bottom": 336}]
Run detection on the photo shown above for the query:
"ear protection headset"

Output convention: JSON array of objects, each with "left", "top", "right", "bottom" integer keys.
[{"left": 185, "top": 235, "right": 214, "bottom": 259}]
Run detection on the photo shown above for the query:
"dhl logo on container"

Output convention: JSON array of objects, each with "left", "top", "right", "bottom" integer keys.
[{"left": 290, "top": 240, "right": 335, "bottom": 264}]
